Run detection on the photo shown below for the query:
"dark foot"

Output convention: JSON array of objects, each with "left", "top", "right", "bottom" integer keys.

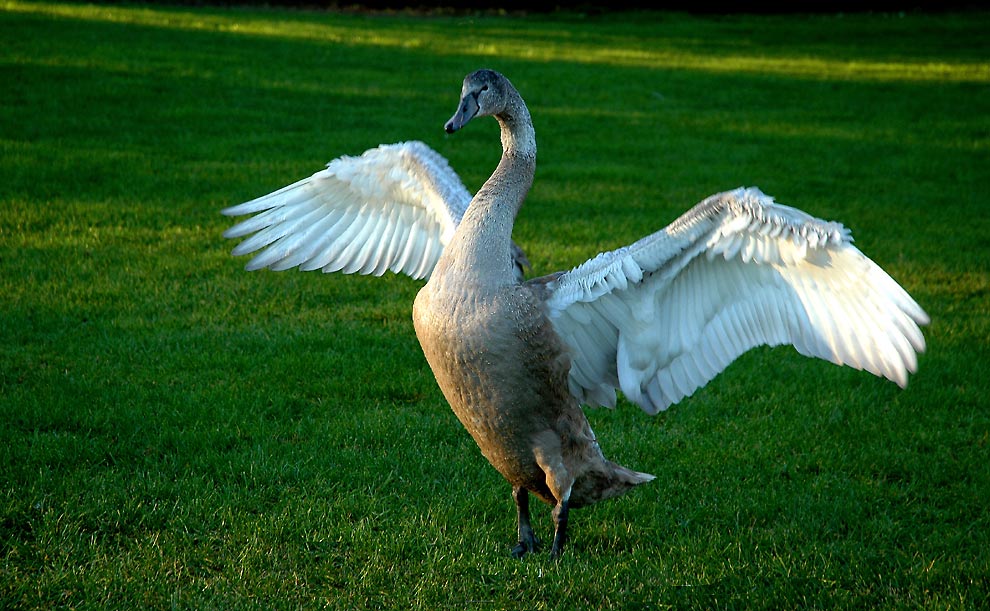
[{"left": 510, "top": 533, "right": 542, "bottom": 559}]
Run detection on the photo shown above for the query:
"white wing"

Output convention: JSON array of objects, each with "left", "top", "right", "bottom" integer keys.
[
  {"left": 542, "top": 187, "right": 929, "bottom": 415},
  {"left": 222, "top": 141, "right": 471, "bottom": 280}
]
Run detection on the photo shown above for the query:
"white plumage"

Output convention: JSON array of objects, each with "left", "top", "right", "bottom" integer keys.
[
  {"left": 544, "top": 187, "right": 928, "bottom": 414},
  {"left": 223, "top": 141, "right": 471, "bottom": 279},
  {"left": 224, "top": 150, "right": 928, "bottom": 416},
  {"left": 224, "top": 141, "right": 529, "bottom": 281}
]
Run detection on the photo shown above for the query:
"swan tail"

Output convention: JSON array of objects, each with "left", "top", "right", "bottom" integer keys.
[{"left": 572, "top": 462, "right": 655, "bottom": 508}]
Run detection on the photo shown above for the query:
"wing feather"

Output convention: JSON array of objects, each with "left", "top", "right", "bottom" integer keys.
[
  {"left": 222, "top": 141, "right": 473, "bottom": 281},
  {"left": 542, "top": 187, "right": 928, "bottom": 414}
]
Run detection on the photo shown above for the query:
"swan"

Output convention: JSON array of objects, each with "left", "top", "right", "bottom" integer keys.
[{"left": 222, "top": 69, "right": 928, "bottom": 559}]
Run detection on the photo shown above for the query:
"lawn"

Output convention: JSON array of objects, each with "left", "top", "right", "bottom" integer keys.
[{"left": 1, "top": 1, "right": 988, "bottom": 609}]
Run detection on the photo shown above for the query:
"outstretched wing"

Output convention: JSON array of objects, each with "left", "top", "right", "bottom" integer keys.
[
  {"left": 541, "top": 187, "right": 928, "bottom": 415},
  {"left": 222, "top": 141, "right": 472, "bottom": 280}
]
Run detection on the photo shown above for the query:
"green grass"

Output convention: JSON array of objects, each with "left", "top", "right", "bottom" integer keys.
[{"left": 2, "top": 1, "right": 989, "bottom": 609}]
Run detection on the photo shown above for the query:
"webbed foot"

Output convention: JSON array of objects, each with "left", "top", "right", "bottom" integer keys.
[{"left": 510, "top": 533, "right": 542, "bottom": 559}]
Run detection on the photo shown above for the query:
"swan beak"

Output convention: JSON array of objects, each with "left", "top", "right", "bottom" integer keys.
[{"left": 445, "top": 93, "right": 480, "bottom": 134}]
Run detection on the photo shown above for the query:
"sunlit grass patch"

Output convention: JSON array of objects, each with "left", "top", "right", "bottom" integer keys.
[{"left": 7, "top": 1, "right": 989, "bottom": 83}]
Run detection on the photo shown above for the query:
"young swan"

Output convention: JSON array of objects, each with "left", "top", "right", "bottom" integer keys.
[
  {"left": 414, "top": 69, "right": 655, "bottom": 559},
  {"left": 224, "top": 69, "right": 927, "bottom": 559}
]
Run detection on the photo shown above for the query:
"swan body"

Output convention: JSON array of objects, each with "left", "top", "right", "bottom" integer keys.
[{"left": 223, "top": 69, "right": 928, "bottom": 558}]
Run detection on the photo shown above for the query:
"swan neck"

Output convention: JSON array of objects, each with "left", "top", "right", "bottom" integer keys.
[
  {"left": 439, "top": 95, "right": 536, "bottom": 285},
  {"left": 497, "top": 104, "right": 536, "bottom": 162},
  {"left": 486, "top": 89, "right": 536, "bottom": 218}
]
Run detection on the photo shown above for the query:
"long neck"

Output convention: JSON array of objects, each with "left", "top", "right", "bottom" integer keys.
[{"left": 439, "top": 95, "right": 536, "bottom": 285}]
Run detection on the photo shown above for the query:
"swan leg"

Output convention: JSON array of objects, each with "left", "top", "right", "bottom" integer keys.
[
  {"left": 532, "top": 436, "right": 575, "bottom": 559},
  {"left": 549, "top": 494, "right": 571, "bottom": 559},
  {"left": 510, "top": 486, "right": 540, "bottom": 558}
]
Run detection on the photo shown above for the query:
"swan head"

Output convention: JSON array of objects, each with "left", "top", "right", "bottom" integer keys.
[{"left": 444, "top": 69, "right": 509, "bottom": 134}]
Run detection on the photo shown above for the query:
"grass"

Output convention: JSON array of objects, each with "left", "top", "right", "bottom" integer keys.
[{"left": 1, "top": 1, "right": 989, "bottom": 609}]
